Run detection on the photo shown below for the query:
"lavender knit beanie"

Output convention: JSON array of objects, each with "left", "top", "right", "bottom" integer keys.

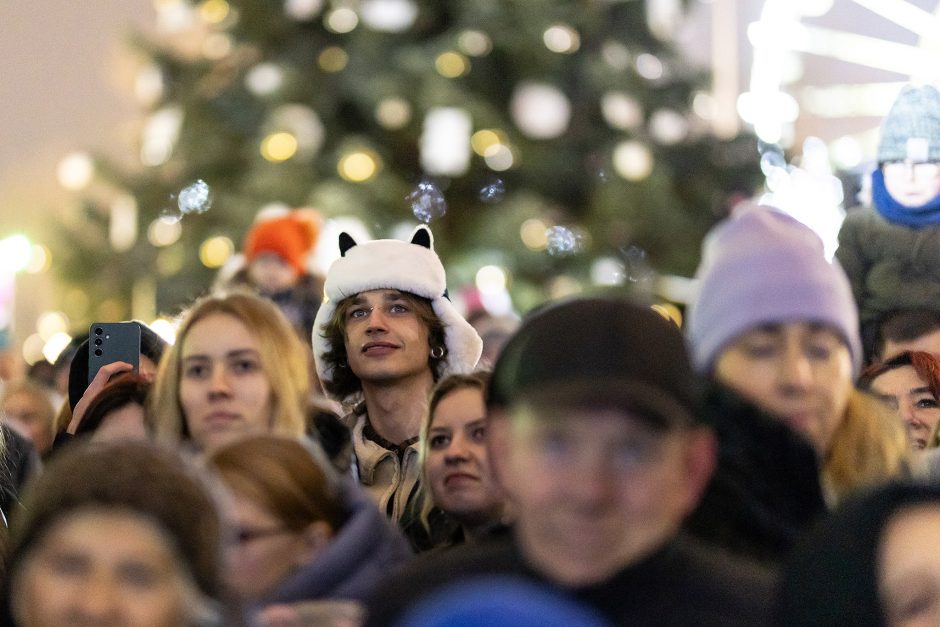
[{"left": 686, "top": 206, "right": 862, "bottom": 376}]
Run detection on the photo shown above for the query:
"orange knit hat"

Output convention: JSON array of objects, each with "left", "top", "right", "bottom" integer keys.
[{"left": 244, "top": 210, "right": 320, "bottom": 273}]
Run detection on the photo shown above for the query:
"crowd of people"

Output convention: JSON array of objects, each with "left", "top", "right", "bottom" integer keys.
[{"left": 1, "top": 85, "right": 940, "bottom": 626}]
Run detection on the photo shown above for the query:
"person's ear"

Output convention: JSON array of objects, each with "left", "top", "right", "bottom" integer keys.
[
  {"left": 679, "top": 426, "right": 717, "bottom": 516},
  {"left": 295, "top": 520, "right": 333, "bottom": 566}
]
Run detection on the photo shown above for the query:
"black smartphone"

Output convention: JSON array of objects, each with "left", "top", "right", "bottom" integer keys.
[{"left": 88, "top": 322, "right": 141, "bottom": 385}]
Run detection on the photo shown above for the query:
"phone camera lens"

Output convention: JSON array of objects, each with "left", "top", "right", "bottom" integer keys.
[
  {"left": 94, "top": 327, "right": 104, "bottom": 335},
  {"left": 94, "top": 338, "right": 103, "bottom": 346},
  {"left": 94, "top": 349, "right": 103, "bottom": 356}
]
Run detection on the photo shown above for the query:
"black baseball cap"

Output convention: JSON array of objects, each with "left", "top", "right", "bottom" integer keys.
[{"left": 488, "top": 297, "right": 704, "bottom": 429}]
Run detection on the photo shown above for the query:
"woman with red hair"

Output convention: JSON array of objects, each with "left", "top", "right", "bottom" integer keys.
[{"left": 859, "top": 351, "right": 940, "bottom": 450}]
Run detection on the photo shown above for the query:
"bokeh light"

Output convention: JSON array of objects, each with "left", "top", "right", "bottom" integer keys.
[
  {"left": 26, "top": 244, "right": 50, "bottom": 274},
  {"left": 245, "top": 63, "right": 284, "bottom": 96},
  {"left": 284, "top": 0, "right": 324, "bottom": 21},
  {"left": 360, "top": 0, "right": 418, "bottom": 32},
  {"left": 324, "top": 7, "right": 358, "bottom": 33},
  {"left": 375, "top": 98, "right": 412, "bottom": 129},
  {"left": 156, "top": 245, "right": 185, "bottom": 277},
  {"left": 543, "top": 24, "right": 580, "bottom": 54},
  {"left": 458, "top": 30, "right": 492, "bottom": 56},
  {"left": 318, "top": 47, "right": 349, "bottom": 72},
  {"left": 471, "top": 129, "right": 505, "bottom": 157},
  {"left": 37, "top": 311, "right": 70, "bottom": 341},
  {"left": 601, "top": 92, "right": 644, "bottom": 130},
  {"left": 520, "top": 219, "right": 549, "bottom": 251},
  {"left": 484, "top": 145, "right": 514, "bottom": 171},
  {"left": 613, "top": 141, "right": 654, "bottom": 181},
  {"left": 57, "top": 152, "right": 95, "bottom": 191},
  {"left": 149, "top": 318, "right": 178, "bottom": 345},
  {"left": 475, "top": 265, "right": 508, "bottom": 294},
  {"left": 435, "top": 52, "right": 470, "bottom": 78},
  {"left": 338, "top": 150, "right": 380, "bottom": 182},
  {"left": 148, "top": 217, "right": 183, "bottom": 247},
  {"left": 41, "top": 332, "right": 73, "bottom": 365},
  {"left": 510, "top": 83, "right": 571, "bottom": 139},
  {"left": 22, "top": 334, "right": 45, "bottom": 367},
  {"left": 198, "top": 0, "right": 229, "bottom": 24},
  {"left": 199, "top": 236, "right": 234, "bottom": 268},
  {"left": 261, "top": 132, "right": 299, "bottom": 162},
  {"left": 0, "top": 235, "right": 33, "bottom": 274},
  {"left": 635, "top": 53, "right": 664, "bottom": 80}
]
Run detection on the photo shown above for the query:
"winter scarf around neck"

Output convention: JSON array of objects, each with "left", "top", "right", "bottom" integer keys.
[{"left": 872, "top": 167, "right": 940, "bottom": 228}]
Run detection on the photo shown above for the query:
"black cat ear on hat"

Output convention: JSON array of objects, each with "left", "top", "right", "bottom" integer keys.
[
  {"left": 410, "top": 225, "right": 432, "bottom": 249},
  {"left": 338, "top": 232, "right": 357, "bottom": 257}
]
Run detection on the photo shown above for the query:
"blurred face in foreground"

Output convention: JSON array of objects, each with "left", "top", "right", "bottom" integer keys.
[
  {"left": 12, "top": 508, "right": 192, "bottom": 627},
  {"left": 489, "top": 402, "right": 714, "bottom": 587},
  {"left": 714, "top": 322, "right": 853, "bottom": 454},
  {"left": 879, "top": 504, "right": 940, "bottom": 627}
]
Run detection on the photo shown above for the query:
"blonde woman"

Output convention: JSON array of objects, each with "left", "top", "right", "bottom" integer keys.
[{"left": 151, "top": 291, "right": 310, "bottom": 453}]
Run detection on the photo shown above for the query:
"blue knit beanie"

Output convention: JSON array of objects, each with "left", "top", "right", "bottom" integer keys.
[
  {"left": 686, "top": 206, "right": 862, "bottom": 376},
  {"left": 877, "top": 84, "right": 940, "bottom": 163}
]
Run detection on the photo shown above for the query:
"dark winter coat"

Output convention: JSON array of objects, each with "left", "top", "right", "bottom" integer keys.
[
  {"left": 836, "top": 205, "right": 940, "bottom": 324},
  {"left": 365, "top": 533, "right": 774, "bottom": 627},
  {"left": 683, "top": 382, "right": 827, "bottom": 565}
]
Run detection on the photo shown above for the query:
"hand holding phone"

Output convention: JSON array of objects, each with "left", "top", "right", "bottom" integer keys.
[{"left": 88, "top": 322, "right": 141, "bottom": 385}]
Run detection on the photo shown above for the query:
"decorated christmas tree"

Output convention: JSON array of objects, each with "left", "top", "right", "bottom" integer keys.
[{"left": 55, "top": 0, "right": 760, "bottom": 323}]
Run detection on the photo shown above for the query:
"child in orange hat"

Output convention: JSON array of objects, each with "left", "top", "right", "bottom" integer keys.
[{"left": 227, "top": 209, "right": 324, "bottom": 344}]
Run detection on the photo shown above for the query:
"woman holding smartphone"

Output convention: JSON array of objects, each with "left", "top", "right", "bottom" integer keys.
[{"left": 150, "top": 291, "right": 310, "bottom": 453}]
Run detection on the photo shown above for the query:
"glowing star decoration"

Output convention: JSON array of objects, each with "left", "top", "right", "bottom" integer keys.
[
  {"left": 420, "top": 107, "right": 471, "bottom": 176},
  {"left": 758, "top": 137, "right": 845, "bottom": 259},
  {"left": 284, "top": 0, "right": 323, "bottom": 21},
  {"left": 360, "top": 0, "right": 418, "bottom": 33},
  {"left": 511, "top": 83, "right": 571, "bottom": 140},
  {"left": 478, "top": 178, "right": 505, "bottom": 203},
  {"left": 177, "top": 180, "right": 213, "bottom": 215},
  {"left": 545, "top": 226, "right": 583, "bottom": 257},
  {"left": 407, "top": 180, "right": 447, "bottom": 223}
]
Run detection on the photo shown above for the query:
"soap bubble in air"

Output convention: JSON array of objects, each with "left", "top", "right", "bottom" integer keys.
[
  {"left": 546, "top": 226, "right": 582, "bottom": 257},
  {"left": 178, "top": 180, "right": 213, "bottom": 215},
  {"left": 478, "top": 178, "right": 505, "bottom": 203},
  {"left": 620, "top": 245, "right": 654, "bottom": 283},
  {"left": 408, "top": 179, "right": 447, "bottom": 223}
]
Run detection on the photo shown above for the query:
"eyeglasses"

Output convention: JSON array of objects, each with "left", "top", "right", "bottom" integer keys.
[
  {"left": 882, "top": 161, "right": 940, "bottom": 181},
  {"left": 228, "top": 525, "right": 291, "bottom": 545}
]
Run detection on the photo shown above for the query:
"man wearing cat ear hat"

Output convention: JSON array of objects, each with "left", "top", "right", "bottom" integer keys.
[{"left": 313, "top": 226, "right": 482, "bottom": 550}]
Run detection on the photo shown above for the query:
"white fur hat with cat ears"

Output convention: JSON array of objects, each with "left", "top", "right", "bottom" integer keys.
[{"left": 312, "top": 226, "right": 482, "bottom": 400}]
